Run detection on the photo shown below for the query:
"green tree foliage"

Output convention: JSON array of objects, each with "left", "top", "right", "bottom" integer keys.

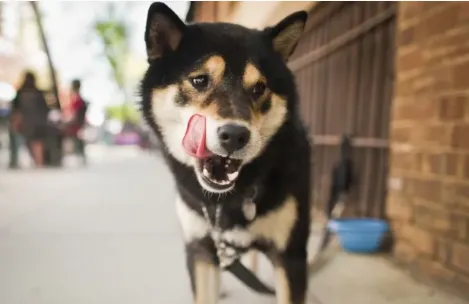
[
  {"left": 105, "top": 104, "right": 139, "bottom": 123},
  {"left": 93, "top": 3, "right": 130, "bottom": 106}
]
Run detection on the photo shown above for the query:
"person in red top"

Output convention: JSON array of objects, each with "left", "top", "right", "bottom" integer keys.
[{"left": 65, "top": 79, "right": 88, "bottom": 165}]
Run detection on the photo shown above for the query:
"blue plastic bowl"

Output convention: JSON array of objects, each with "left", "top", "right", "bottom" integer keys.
[{"left": 327, "top": 218, "right": 389, "bottom": 253}]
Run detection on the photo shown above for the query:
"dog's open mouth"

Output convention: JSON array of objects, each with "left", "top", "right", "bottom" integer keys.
[
  {"left": 197, "top": 156, "right": 242, "bottom": 190},
  {"left": 183, "top": 114, "right": 243, "bottom": 191}
]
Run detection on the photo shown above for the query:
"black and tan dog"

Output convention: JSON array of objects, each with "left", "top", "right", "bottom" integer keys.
[{"left": 140, "top": 2, "right": 312, "bottom": 303}]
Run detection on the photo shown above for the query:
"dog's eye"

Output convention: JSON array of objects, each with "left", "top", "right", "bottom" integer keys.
[
  {"left": 189, "top": 75, "right": 209, "bottom": 90},
  {"left": 251, "top": 82, "right": 266, "bottom": 99}
]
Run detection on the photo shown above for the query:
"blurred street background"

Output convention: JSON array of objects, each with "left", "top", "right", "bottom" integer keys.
[
  {"left": 1, "top": 1, "right": 469, "bottom": 304},
  {"left": 0, "top": 1, "right": 181, "bottom": 168}
]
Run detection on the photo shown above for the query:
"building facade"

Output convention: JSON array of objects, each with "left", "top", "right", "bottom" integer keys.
[{"left": 388, "top": 1, "right": 469, "bottom": 293}]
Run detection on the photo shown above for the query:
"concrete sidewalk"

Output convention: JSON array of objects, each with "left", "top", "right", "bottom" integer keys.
[
  {"left": 308, "top": 253, "right": 467, "bottom": 304},
  {"left": 0, "top": 147, "right": 466, "bottom": 304},
  {"left": 245, "top": 236, "right": 467, "bottom": 304}
]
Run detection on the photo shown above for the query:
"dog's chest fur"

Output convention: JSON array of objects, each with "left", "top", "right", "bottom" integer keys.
[{"left": 175, "top": 193, "right": 298, "bottom": 253}]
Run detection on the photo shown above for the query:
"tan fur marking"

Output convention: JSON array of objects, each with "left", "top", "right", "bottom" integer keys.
[
  {"left": 250, "top": 92, "right": 270, "bottom": 115},
  {"left": 180, "top": 82, "right": 209, "bottom": 106},
  {"left": 188, "top": 55, "right": 226, "bottom": 86},
  {"left": 243, "top": 62, "right": 265, "bottom": 88},
  {"left": 275, "top": 267, "right": 291, "bottom": 304},
  {"left": 199, "top": 101, "right": 222, "bottom": 120},
  {"left": 248, "top": 196, "right": 298, "bottom": 251},
  {"left": 204, "top": 55, "right": 225, "bottom": 85},
  {"left": 241, "top": 92, "right": 287, "bottom": 164},
  {"left": 253, "top": 93, "right": 287, "bottom": 138},
  {"left": 182, "top": 55, "right": 226, "bottom": 109},
  {"left": 194, "top": 260, "right": 219, "bottom": 304}
]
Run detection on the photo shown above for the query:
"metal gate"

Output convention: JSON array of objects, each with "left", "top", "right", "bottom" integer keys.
[{"left": 289, "top": 1, "right": 396, "bottom": 218}]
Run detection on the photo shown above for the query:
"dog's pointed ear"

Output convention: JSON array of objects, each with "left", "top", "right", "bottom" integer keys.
[
  {"left": 265, "top": 11, "right": 307, "bottom": 61},
  {"left": 145, "top": 2, "right": 186, "bottom": 62}
]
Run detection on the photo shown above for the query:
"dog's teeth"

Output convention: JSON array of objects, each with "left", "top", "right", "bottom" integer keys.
[
  {"left": 214, "top": 180, "right": 230, "bottom": 186},
  {"left": 227, "top": 172, "right": 239, "bottom": 181},
  {"left": 203, "top": 168, "right": 210, "bottom": 177}
]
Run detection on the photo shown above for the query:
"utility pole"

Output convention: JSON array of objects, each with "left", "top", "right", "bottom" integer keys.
[
  {"left": 30, "top": 1, "right": 61, "bottom": 110},
  {"left": 30, "top": 1, "right": 63, "bottom": 166}
]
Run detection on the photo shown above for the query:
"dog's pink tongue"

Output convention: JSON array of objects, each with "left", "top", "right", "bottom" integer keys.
[{"left": 182, "top": 114, "right": 212, "bottom": 158}]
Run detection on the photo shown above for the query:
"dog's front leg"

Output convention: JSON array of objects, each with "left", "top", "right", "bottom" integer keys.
[
  {"left": 186, "top": 245, "right": 220, "bottom": 304},
  {"left": 245, "top": 250, "right": 259, "bottom": 274},
  {"left": 274, "top": 254, "right": 307, "bottom": 304}
]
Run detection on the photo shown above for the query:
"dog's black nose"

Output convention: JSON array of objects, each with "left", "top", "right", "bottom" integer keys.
[{"left": 217, "top": 124, "right": 250, "bottom": 153}]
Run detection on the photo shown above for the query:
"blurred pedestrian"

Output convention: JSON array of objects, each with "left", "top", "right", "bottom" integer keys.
[
  {"left": 11, "top": 71, "right": 50, "bottom": 168},
  {"left": 64, "top": 79, "right": 88, "bottom": 165},
  {"left": 8, "top": 110, "right": 21, "bottom": 169}
]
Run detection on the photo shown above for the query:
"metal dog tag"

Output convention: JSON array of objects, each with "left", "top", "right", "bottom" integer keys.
[{"left": 243, "top": 199, "right": 256, "bottom": 221}]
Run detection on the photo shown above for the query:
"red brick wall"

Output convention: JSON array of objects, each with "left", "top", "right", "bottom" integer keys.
[{"left": 388, "top": 1, "right": 469, "bottom": 292}]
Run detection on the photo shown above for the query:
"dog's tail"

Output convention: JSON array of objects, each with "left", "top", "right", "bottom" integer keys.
[
  {"left": 226, "top": 260, "right": 275, "bottom": 295},
  {"left": 318, "top": 135, "right": 354, "bottom": 251},
  {"left": 317, "top": 192, "right": 339, "bottom": 252}
]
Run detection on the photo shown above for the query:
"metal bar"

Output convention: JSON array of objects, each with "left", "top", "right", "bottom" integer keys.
[
  {"left": 313, "top": 24, "right": 324, "bottom": 136},
  {"left": 303, "top": 30, "right": 316, "bottom": 131},
  {"left": 382, "top": 18, "right": 396, "bottom": 140},
  {"left": 317, "top": 17, "right": 330, "bottom": 206},
  {"left": 312, "top": 135, "right": 389, "bottom": 148},
  {"left": 364, "top": 4, "right": 383, "bottom": 217},
  {"left": 371, "top": 4, "right": 388, "bottom": 217},
  {"left": 310, "top": 57, "right": 318, "bottom": 136},
  {"left": 307, "top": 31, "right": 317, "bottom": 135},
  {"left": 355, "top": 2, "right": 368, "bottom": 138},
  {"left": 378, "top": 16, "right": 397, "bottom": 217},
  {"left": 288, "top": 6, "right": 396, "bottom": 72},
  {"left": 325, "top": 22, "right": 335, "bottom": 135},
  {"left": 337, "top": 6, "right": 350, "bottom": 135},
  {"left": 357, "top": 2, "right": 373, "bottom": 216},
  {"left": 328, "top": 11, "right": 340, "bottom": 136},
  {"left": 346, "top": 2, "right": 361, "bottom": 134}
]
